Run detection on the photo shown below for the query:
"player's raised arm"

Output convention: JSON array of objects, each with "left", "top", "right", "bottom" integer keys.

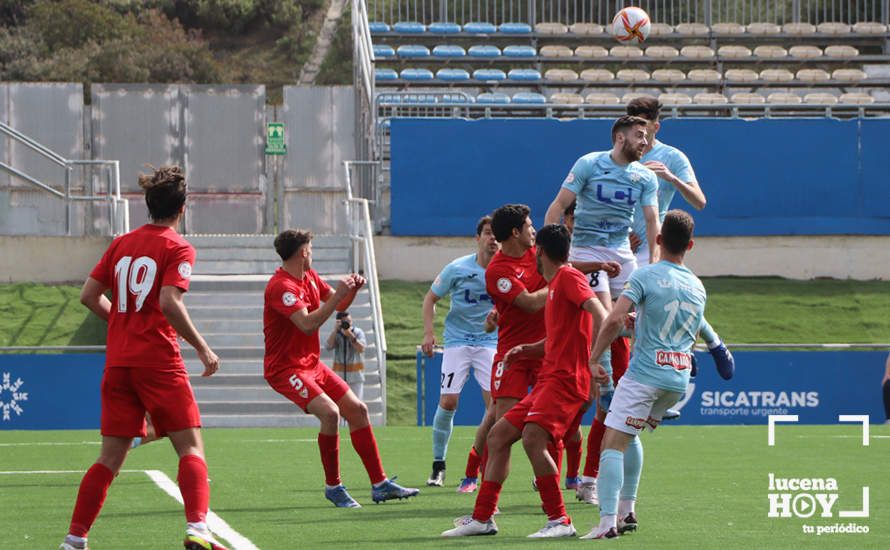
[
  {"left": 643, "top": 205, "right": 660, "bottom": 264},
  {"left": 421, "top": 289, "right": 441, "bottom": 356},
  {"left": 544, "top": 187, "right": 576, "bottom": 225},
  {"left": 80, "top": 277, "right": 111, "bottom": 322},
  {"left": 289, "top": 276, "right": 355, "bottom": 335},
  {"left": 643, "top": 155, "right": 706, "bottom": 210}
]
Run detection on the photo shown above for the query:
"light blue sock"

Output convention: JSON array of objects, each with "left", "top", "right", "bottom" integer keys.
[
  {"left": 597, "top": 449, "right": 624, "bottom": 516},
  {"left": 432, "top": 406, "right": 456, "bottom": 461},
  {"left": 700, "top": 318, "right": 721, "bottom": 348},
  {"left": 620, "top": 436, "right": 643, "bottom": 501}
]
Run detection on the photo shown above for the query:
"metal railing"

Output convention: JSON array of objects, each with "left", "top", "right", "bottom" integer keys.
[
  {"left": 343, "top": 159, "right": 388, "bottom": 423},
  {"left": 0, "top": 122, "right": 129, "bottom": 236},
  {"left": 367, "top": 0, "right": 890, "bottom": 25}
]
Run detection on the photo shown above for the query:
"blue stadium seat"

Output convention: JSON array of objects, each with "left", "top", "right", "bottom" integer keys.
[
  {"left": 432, "top": 45, "right": 467, "bottom": 58},
  {"left": 377, "top": 118, "right": 391, "bottom": 129},
  {"left": 373, "top": 44, "right": 396, "bottom": 59},
  {"left": 499, "top": 22, "right": 533, "bottom": 34},
  {"left": 400, "top": 68, "right": 435, "bottom": 81},
  {"left": 368, "top": 22, "right": 390, "bottom": 33},
  {"left": 476, "top": 92, "right": 511, "bottom": 104},
  {"left": 507, "top": 68, "right": 542, "bottom": 82},
  {"left": 436, "top": 68, "right": 471, "bottom": 81},
  {"left": 429, "top": 22, "right": 462, "bottom": 34},
  {"left": 439, "top": 94, "right": 475, "bottom": 104},
  {"left": 512, "top": 92, "right": 547, "bottom": 104},
  {"left": 375, "top": 68, "right": 399, "bottom": 82},
  {"left": 463, "top": 21, "right": 497, "bottom": 34},
  {"left": 397, "top": 45, "right": 431, "bottom": 58},
  {"left": 473, "top": 69, "right": 507, "bottom": 81},
  {"left": 503, "top": 45, "right": 536, "bottom": 58},
  {"left": 393, "top": 21, "right": 427, "bottom": 33},
  {"left": 468, "top": 45, "right": 501, "bottom": 58},
  {"left": 376, "top": 94, "right": 402, "bottom": 104},
  {"left": 402, "top": 94, "right": 437, "bottom": 103}
]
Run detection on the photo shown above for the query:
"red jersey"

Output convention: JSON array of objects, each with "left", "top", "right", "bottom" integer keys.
[
  {"left": 485, "top": 247, "right": 547, "bottom": 358},
  {"left": 541, "top": 265, "right": 595, "bottom": 399},
  {"left": 263, "top": 267, "right": 333, "bottom": 376},
  {"left": 89, "top": 224, "right": 195, "bottom": 369}
]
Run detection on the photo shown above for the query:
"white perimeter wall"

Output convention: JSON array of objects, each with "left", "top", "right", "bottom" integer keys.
[
  {"left": 3, "top": 235, "right": 889, "bottom": 283},
  {"left": 375, "top": 236, "right": 890, "bottom": 282}
]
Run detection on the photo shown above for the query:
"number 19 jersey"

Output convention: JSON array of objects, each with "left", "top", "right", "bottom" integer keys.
[
  {"left": 89, "top": 224, "right": 195, "bottom": 369},
  {"left": 622, "top": 260, "right": 706, "bottom": 393}
]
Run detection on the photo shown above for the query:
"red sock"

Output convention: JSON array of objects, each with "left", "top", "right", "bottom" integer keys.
[
  {"left": 610, "top": 337, "right": 630, "bottom": 384},
  {"left": 479, "top": 444, "right": 489, "bottom": 482},
  {"left": 547, "top": 439, "right": 564, "bottom": 478},
  {"left": 536, "top": 474, "right": 567, "bottom": 521},
  {"left": 565, "top": 435, "right": 583, "bottom": 479},
  {"left": 464, "top": 446, "right": 481, "bottom": 478},
  {"left": 583, "top": 418, "right": 607, "bottom": 478},
  {"left": 178, "top": 454, "right": 210, "bottom": 524},
  {"left": 472, "top": 480, "right": 502, "bottom": 522},
  {"left": 318, "top": 432, "right": 341, "bottom": 486},
  {"left": 350, "top": 425, "right": 386, "bottom": 485},
  {"left": 68, "top": 463, "right": 115, "bottom": 537}
]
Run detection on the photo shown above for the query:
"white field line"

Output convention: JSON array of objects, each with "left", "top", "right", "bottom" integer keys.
[
  {"left": 145, "top": 470, "right": 259, "bottom": 550},
  {"left": 0, "top": 441, "right": 100, "bottom": 447},
  {"left": 0, "top": 468, "right": 259, "bottom": 550}
]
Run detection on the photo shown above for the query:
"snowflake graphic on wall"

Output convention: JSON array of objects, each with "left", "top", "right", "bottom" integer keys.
[{"left": 0, "top": 372, "right": 28, "bottom": 421}]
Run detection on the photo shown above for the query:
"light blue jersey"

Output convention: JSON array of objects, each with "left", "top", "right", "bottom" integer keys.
[
  {"left": 562, "top": 151, "right": 658, "bottom": 249},
  {"left": 631, "top": 141, "right": 696, "bottom": 247},
  {"left": 622, "top": 261, "right": 706, "bottom": 393},
  {"left": 430, "top": 253, "right": 497, "bottom": 348}
]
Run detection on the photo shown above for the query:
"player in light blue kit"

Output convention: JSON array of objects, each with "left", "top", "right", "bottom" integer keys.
[
  {"left": 625, "top": 97, "right": 734, "bottom": 392},
  {"left": 581, "top": 210, "right": 706, "bottom": 540},
  {"left": 422, "top": 216, "right": 499, "bottom": 489}
]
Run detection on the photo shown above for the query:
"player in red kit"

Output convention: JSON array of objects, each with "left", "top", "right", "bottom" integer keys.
[
  {"left": 443, "top": 224, "right": 609, "bottom": 538},
  {"left": 59, "top": 166, "right": 227, "bottom": 550},
  {"left": 263, "top": 229, "right": 419, "bottom": 508},
  {"left": 484, "top": 204, "right": 548, "bottom": 418}
]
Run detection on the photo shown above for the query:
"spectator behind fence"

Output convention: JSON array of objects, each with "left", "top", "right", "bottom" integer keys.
[{"left": 326, "top": 311, "right": 367, "bottom": 400}]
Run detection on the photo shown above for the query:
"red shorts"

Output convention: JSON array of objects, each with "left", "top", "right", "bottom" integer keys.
[
  {"left": 101, "top": 366, "right": 201, "bottom": 438},
  {"left": 491, "top": 356, "right": 538, "bottom": 401},
  {"left": 503, "top": 377, "right": 586, "bottom": 442},
  {"left": 266, "top": 362, "right": 350, "bottom": 413}
]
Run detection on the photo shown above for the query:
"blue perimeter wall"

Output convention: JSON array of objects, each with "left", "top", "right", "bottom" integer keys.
[{"left": 391, "top": 118, "right": 890, "bottom": 236}]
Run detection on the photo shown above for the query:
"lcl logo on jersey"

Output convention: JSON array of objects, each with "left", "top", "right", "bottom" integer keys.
[{"left": 596, "top": 184, "right": 636, "bottom": 206}]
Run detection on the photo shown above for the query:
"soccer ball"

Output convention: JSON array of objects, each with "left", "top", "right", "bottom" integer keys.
[{"left": 611, "top": 7, "right": 651, "bottom": 43}]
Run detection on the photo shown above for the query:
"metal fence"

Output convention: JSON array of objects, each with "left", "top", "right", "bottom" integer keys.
[{"left": 367, "top": 0, "right": 890, "bottom": 25}]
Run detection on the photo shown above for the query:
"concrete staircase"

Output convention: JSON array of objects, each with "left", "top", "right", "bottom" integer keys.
[{"left": 183, "top": 234, "right": 384, "bottom": 428}]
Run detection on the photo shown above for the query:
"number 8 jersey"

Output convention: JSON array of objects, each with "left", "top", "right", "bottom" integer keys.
[
  {"left": 89, "top": 224, "right": 195, "bottom": 369},
  {"left": 622, "top": 260, "right": 706, "bottom": 393}
]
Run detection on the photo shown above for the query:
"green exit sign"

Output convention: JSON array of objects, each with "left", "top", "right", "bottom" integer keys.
[{"left": 265, "top": 122, "right": 286, "bottom": 155}]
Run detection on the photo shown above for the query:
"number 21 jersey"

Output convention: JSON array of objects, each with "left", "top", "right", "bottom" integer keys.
[{"left": 89, "top": 224, "right": 195, "bottom": 369}]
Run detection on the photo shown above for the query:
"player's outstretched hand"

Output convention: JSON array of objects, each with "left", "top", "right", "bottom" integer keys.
[
  {"left": 643, "top": 160, "right": 676, "bottom": 182},
  {"left": 600, "top": 261, "right": 621, "bottom": 278},
  {"left": 421, "top": 333, "right": 436, "bottom": 357},
  {"left": 198, "top": 347, "right": 220, "bottom": 377},
  {"left": 334, "top": 275, "right": 357, "bottom": 297},
  {"left": 591, "top": 361, "right": 609, "bottom": 385},
  {"left": 484, "top": 308, "right": 498, "bottom": 333},
  {"left": 629, "top": 231, "right": 642, "bottom": 253},
  {"left": 503, "top": 344, "right": 524, "bottom": 366},
  {"left": 352, "top": 274, "right": 366, "bottom": 289}
]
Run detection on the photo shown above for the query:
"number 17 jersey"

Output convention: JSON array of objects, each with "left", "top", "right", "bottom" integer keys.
[
  {"left": 89, "top": 224, "right": 195, "bottom": 369},
  {"left": 622, "top": 260, "right": 706, "bottom": 393}
]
